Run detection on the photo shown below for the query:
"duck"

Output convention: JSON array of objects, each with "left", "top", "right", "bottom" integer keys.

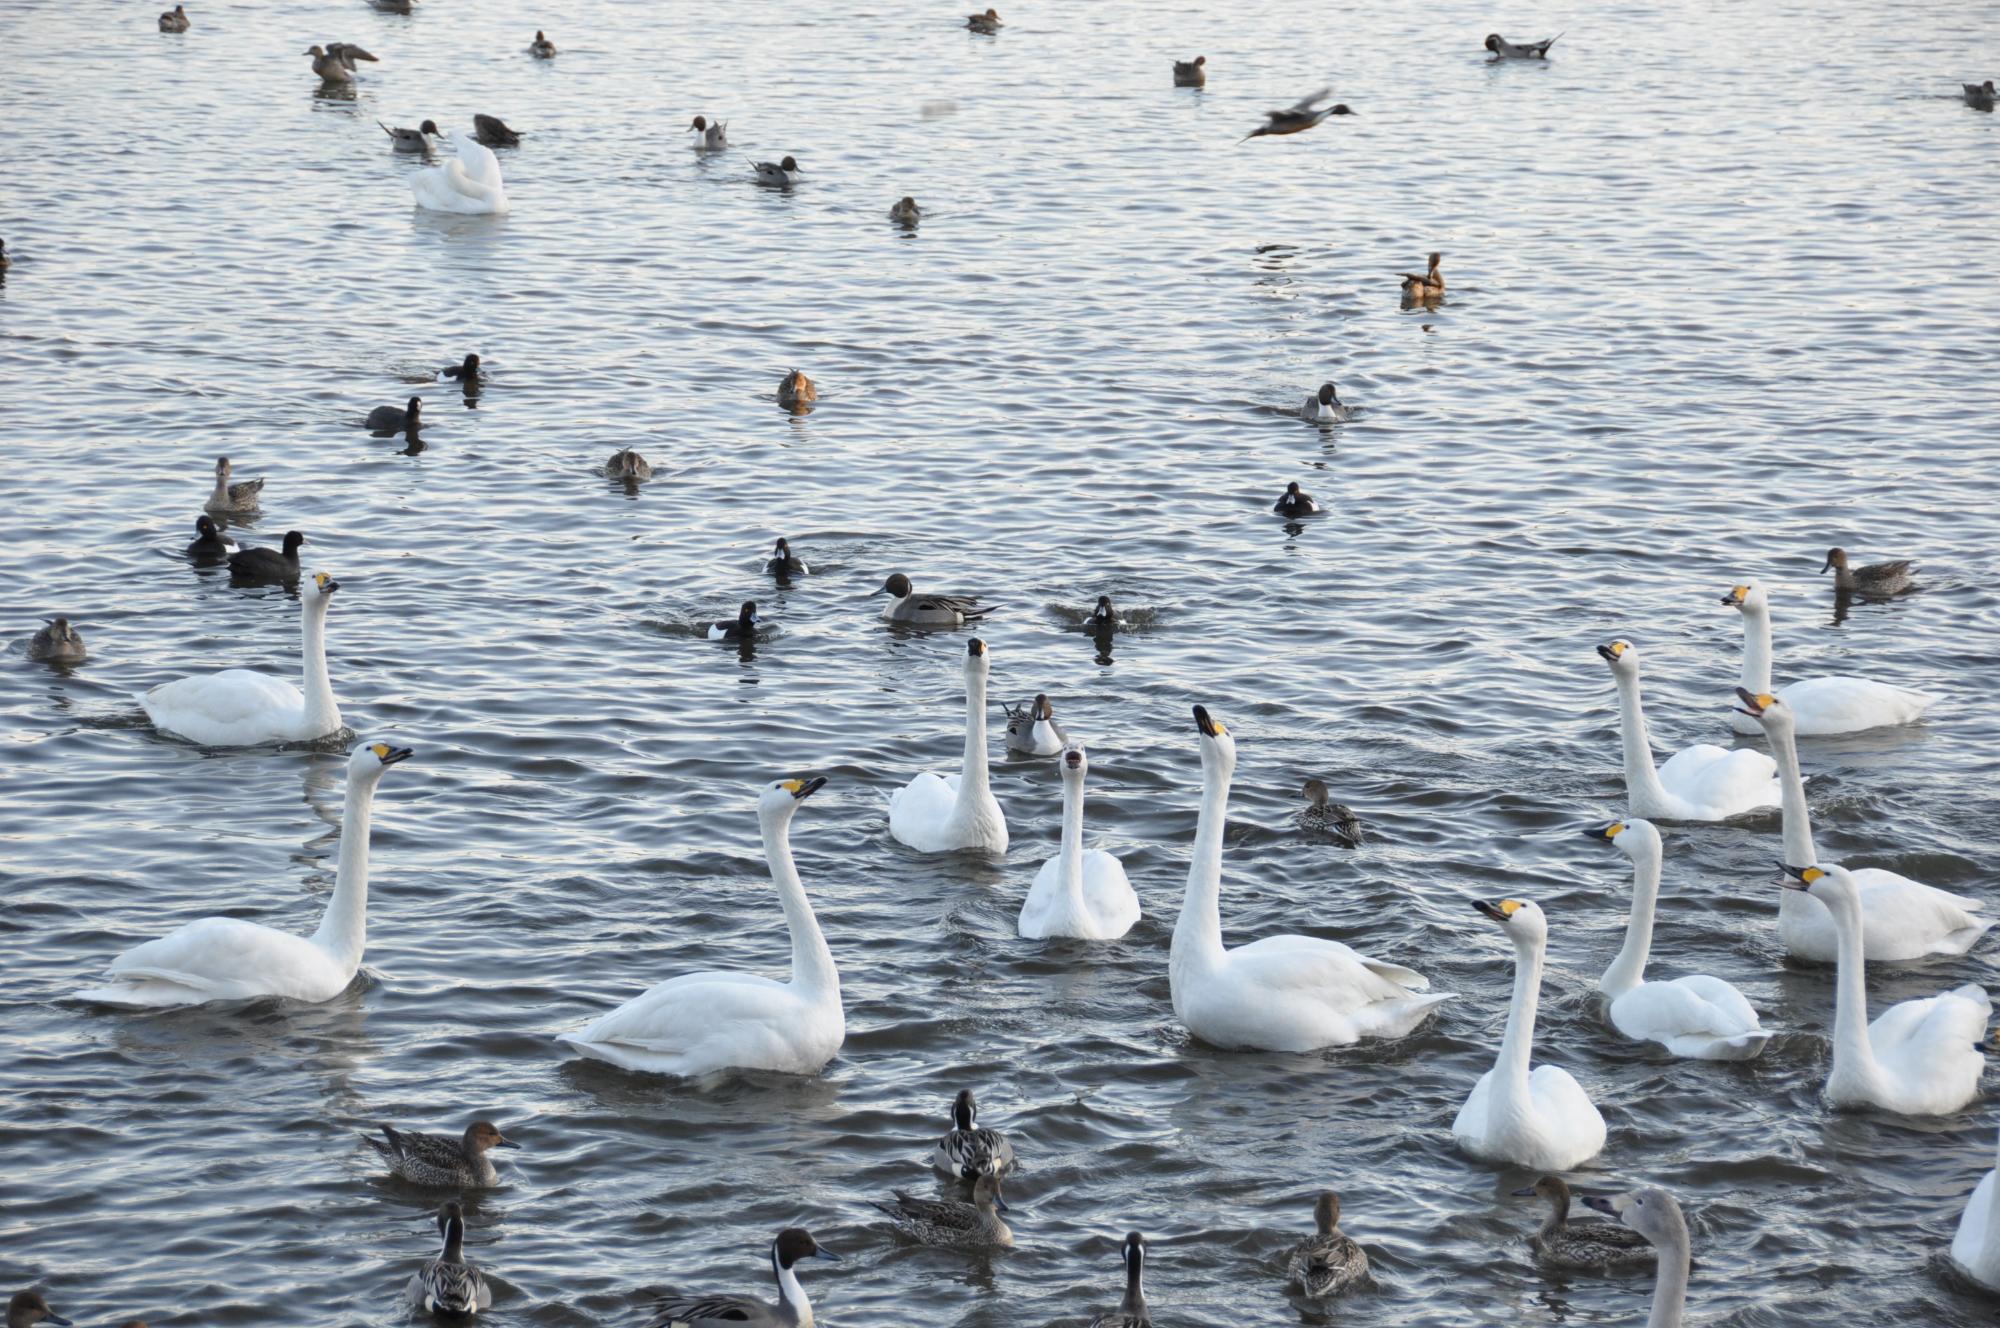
[
  {"left": 1301, "top": 381, "right": 1350, "bottom": 422},
  {"left": 1286, "top": 1191, "right": 1368, "bottom": 1297},
  {"left": 559, "top": 778, "right": 844, "bottom": 1075},
  {"left": 528, "top": 29, "right": 556, "bottom": 58},
  {"left": 889, "top": 638, "right": 1008, "bottom": 853},
  {"left": 6, "top": 1292, "right": 71, "bottom": 1328},
  {"left": 1398, "top": 251, "right": 1444, "bottom": 299},
  {"left": 367, "top": 396, "right": 423, "bottom": 435},
  {"left": 1965, "top": 80, "right": 1997, "bottom": 110},
  {"left": 1452, "top": 898, "right": 1607, "bottom": 1170},
  {"left": 873, "top": 1171, "right": 1012, "bottom": 1248},
  {"left": 158, "top": 4, "right": 189, "bottom": 32},
  {"left": 410, "top": 132, "right": 508, "bottom": 213},
  {"left": 406, "top": 1201, "right": 491, "bottom": 1316},
  {"left": 140, "top": 571, "right": 342, "bottom": 745},
  {"left": 77, "top": 743, "right": 412, "bottom": 1007},
  {"left": 753, "top": 156, "right": 803, "bottom": 186},
  {"left": 1580, "top": 1190, "right": 1690, "bottom": 1325},
  {"left": 205, "top": 455, "right": 264, "bottom": 513},
  {"left": 0, "top": 239, "right": 10, "bottom": 274},
  {"left": 1821, "top": 547, "right": 1914, "bottom": 596},
  {"left": 1172, "top": 706, "right": 1449, "bottom": 1050},
  {"left": 305, "top": 43, "right": 372, "bottom": 83},
  {"left": 606, "top": 449, "right": 653, "bottom": 481},
  {"left": 380, "top": 119, "right": 440, "bottom": 153},
  {"left": 1299, "top": 780, "right": 1362, "bottom": 847},
  {"left": 1019, "top": 745, "right": 1140, "bottom": 941},
  {"left": 777, "top": 369, "right": 817, "bottom": 409},
  {"left": 707, "top": 601, "right": 760, "bottom": 642},
  {"left": 228, "top": 529, "right": 308, "bottom": 583},
  {"left": 1587, "top": 819, "right": 1771, "bottom": 1059},
  {"left": 1273, "top": 482, "right": 1320, "bottom": 518},
  {"left": 1512, "top": 1175, "right": 1655, "bottom": 1271},
  {"left": 1736, "top": 688, "right": 1985, "bottom": 961},
  {"left": 931, "top": 1088, "right": 1015, "bottom": 1176},
  {"left": 1004, "top": 693, "right": 1067, "bottom": 755},
  {"left": 1486, "top": 32, "right": 1561, "bottom": 59},
  {"left": 365, "top": 1120, "right": 518, "bottom": 1188},
  {"left": 1782, "top": 863, "right": 1990, "bottom": 1114},
  {"left": 1951, "top": 1120, "right": 2000, "bottom": 1291},
  {"left": 186, "top": 515, "right": 239, "bottom": 562},
  {"left": 687, "top": 115, "right": 727, "bottom": 150},
  {"left": 646, "top": 1229, "right": 838, "bottom": 1328},
  {"left": 889, "top": 196, "right": 922, "bottom": 224},
  {"left": 472, "top": 114, "right": 520, "bottom": 148},
  {"left": 1089, "top": 1234, "right": 1151, "bottom": 1328},
  {"left": 1722, "top": 582, "right": 1934, "bottom": 735},
  {"left": 27, "top": 618, "right": 86, "bottom": 664},
  {"left": 965, "top": 8, "right": 1002, "bottom": 33},
  {"left": 1242, "top": 88, "right": 1352, "bottom": 141},
  {"left": 1597, "top": 639, "right": 1779, "bottom": 821},
  {"left": 439, "top": 352, "right": 482, "bottom": 385},
  {"left": 1088, "top": 595, "right": 1119, "bottom": 634},
  {"left": 876, "top": 573, "right": 990, "bottom": 627},
  {"left": 1173, "top": 55, "right": 1206, "bottom": 87},
  {"left": 765, "top": 538, "right": 809, "bottom": 577}
]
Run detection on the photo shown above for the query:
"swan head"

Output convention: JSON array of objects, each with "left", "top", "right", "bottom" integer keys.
[
  {"left": 1720, "top": 580, "right": 1768, "bottom": 613},
  {"left": 965, "top": 636, "right": 990, "bottom": 676},
  {"left": 1594, "top": 638, "right": 1637, "bottom": 677},
  {"left": 1732, "top": 686, "right": 1792, "bottom": 734},
  {"left": 302, "top": 570, "right": 341, "bottom": 604},
  {"left": 1587, "top": 817, "right": 1660, "bottom": 863},
  {"left": 1060, "top": 743, "right": 1087, "bottom": 781},
  {"left": 1580, "top": 1187, "right": 1685, "bottom": 1250},
  {"left": 1471, "top": 896, "right": 1546, "bottom": 944},
  {"left": 1192, "top": 704, "right": 1236, "bottom": 764},
  {"left": 7, "top": 1292, "right": 68, "bottom": 1328},
  {"left": 462, "top": 1120, "right": 517, "bottom": 1154},
  {"left": 773, "top": 1226, "right": 839, "bottom": 1270},
  {"left": 1782, "top": 862, "right": 1858, "bottom": 912},
  {"left": 759, "top": 776, "right": 826, "bottom": 818},
  {"left": 1312, "top": 1190, "right": 1341, "bottom": 1234}
]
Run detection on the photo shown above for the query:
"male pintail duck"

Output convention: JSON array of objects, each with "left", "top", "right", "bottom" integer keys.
[
  {"left": 874, "top": 1171, "right": 1013, "bottom": 1247},
  {"left": 1173, "top": 55, "right": 1206, "bottom": 87},
  {"left": 7, "top": 1291, "right": 72, "bottom": 1327},
  {"left": 777, "top": 369, "right": 817, "bottom": 409},
  {"left": 605, "top": 449, "right": 653, "bottom": 481},
  {"left": 473, "top": 114, "right": 521, "bottom": 148},
  {"left": 708, "top": 601, "right": 760, "bottom": 641},
  {"left": 1486, "top": 33, "right": 1560, "bottom": 59},
  {"left": 158, "top": 5, "right": 189, "bottom": 32},
  {"left": 187, "top": 515, "right": 239, "bottom": 562},
  {"left": 753, "top": 156, "right": 803, "bottom": 186},
  {"left": 932, "top": 1087, "right": 1015, "bottom": 1175},
  {"left": 406, "top": 1201, "right": 492, "bottom": 1316},
  {"left": 1823, "top": 547, "right": 1914, "bottom": 595},
  {"left": 367, "top": 396, "right": 422, "bottom": 436},
  {"left": 529, "top": 30, "right": 557, "bottom": 58},
  {"left": 889, "top": 196, "right": 922, "bottom": 224},
  {"left": 1513, "top": 1175, "right": 1655, "bottom": 1271},
  {"left": 205, "top": 455, "right": 264, "bottom": 513},
  {"left": 1242, "top": 88, "right": 1352, "bottom": 141},
  {"left": 1005, "top": 694, "right": 1068, "bottom": 756},
  {"left": 1399, "top": 252, "right": 1444, "bottom": 298},
  {"left": 380, "top": 119, "right": 440, "bottom": 152},
  {"left": 365, "top": 1120, "right": 518, "bottom": 1188},
  {"left": 766, "top": 538, "right": 809, "bottom": 577},
  {"left": 228, "top": 530, "right": 306, "bottom": 583},
  {"left": 1299, "top": 779, "right": 1363, "bottom": 846},
  {"left": 876, "top": 572, "right": 991, "bottom": 627},
  {"left": 1287, "top": 1191, "right": 1369, "bottom": 1297},
  {"left": 688, "top": 115, "right": 728, "bottom": 150},
  {"left": 1963, "top": 79, "right": 1995, "bottom": 108},
  {"left": 1273, "top": 482, "right": 1320, "bottom": 518},
  {"left": 27, "top": 618, "right": 86, "bottom": 664},
  {"left": 646, "top": 1229, "right": 838, "bottom": 1328},
  {"left": 1088, "top": 1234, "right": 1150, "bottom": 1327},
  {"left": 1302, "top": 381, "right": 1351, "bottom": 422},
  {"left": 440, "top": 352, "right": 482, "bottom": 385},
  {"left": 966, "top": 8, "right": 1002, "bottom": 33}
]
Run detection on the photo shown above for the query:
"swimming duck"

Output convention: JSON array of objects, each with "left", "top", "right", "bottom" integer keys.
[
  {"left": 765, "top": 538, "right": 809, "bottom": 577},
  {"left": 1398, "top": 252, "right": 1444, "bottom": 299},
  {"left": 143, "top": 570, "right": 341, "bottom": 744},
  {"left": 777, "top": 369, "right": 817, "bottom": 409},
  {"left": 365, "top": 1120, "right": 518, "bottom": 1188},
  {"left": 326, "top": 42, "right": 377, "bottom": 67},
  {"left": 753, "top": 156, "right": 803, "bottom": 186},
  {"left": 965, "top": 8, "right": 1002, "bottom": 33},
  {"left": 26, "top": 618, "right": 85, "bottom": 664},
  {"left": 1964, "top": 79, "right": 1996, "bottom": 110},
  {"left": 1485, "top": 33, "right": 1560, "bottom": 60},
  {"left": 874, "top": 1171, "right": 1013, "bottom": 1248},
  {"left": 1302, "top": 381, "right": 1351, "bottom": 422},
  {"left": 205, "top": 455, "right": 263, "bottom": 513},
  {"left": 1004, "top": 693, "right": 1067, "bottom": 755},
  {"left": 876, "top": 573, "right": 990, "bottom": 627},
  {"left": 1299, "top": 779, "right": 1362, "bottom": 846},
  {"left": 1513, "top": 1175, "right": 1654, "bottom": 1271},
  {"left": 646, "top": 1229, "right": 838, "bottom": 1328},
  {"left": 186, "top": 515, "right": 239, "bottom": 561},
  {"left": 889, "top": 638, "right": 1009, "bottom": 853},
  {"left": 1242, "top": 88, "right": 1352, "bottom": 141},
  {"left": 1580, "top": 1190, "right": 1690, "bottom": 1327},
  {"left": 708, "top": 601, "right": 760, "bottom": 641},
  {"left": 1722, "top": 581, "right": 1934, "bottom": 734},
  {"left": 6, "top": 1292, "right": 71, "bottom": 1328},
  {"left": 889, "top": 196, "right": 922, "bottom": 224},
  {"left": 1287, "top": 1191, "right": 1368, "bottom": 1298},
  {"left": 306, "top": 43, "right": 375, "bottom": 83},
  {"left": 1089, "top": 1235, "right": 1151, "bottom": 1328},
  {"left": 528, "top": 29, "right": 556, "bottom": 58},
  {"left": 1597, "top": 639, "right": 1779, "bottom": 821},
  {"left": 380, "top": 119, "right": 440, "bottom": 152},
  {"left": 440, "top": 352, "right": 482, "bottom": 385},
  {"left": 1273, "top": 482, "right": 1319, "bottom": 518},
  {"left": 473, "top": 114, "right": 521, "bottom": 148},
  {"left": 1173, "top": 55, "right": 1206, "bottom": 87},
  {"left": 606, "top": 449, "right": 653, "bottom": 481},
  {"left": 1088, "top": 595, "right": 1119, "bottom": 634},
  {"left": 367, "top": 396, "right": 422, "bottom": 436},
  {"left": 687, "top": 115, "right": 728, "bottom": 150},
  {"left": 1821, "top": 547, "right": 1913, "bottom": 595},
  {"left": 0, "top": 239, "right": 10, "bottom": 274},
  {"left": 228, "top": 529, "right": 308, "bottom": 583},
  {"left": 932, "top": 1088, "right": 1016, "bottom": 1175},
  {"left": 406, "top": 1201, "right": 491, "bottom": 1316},
  {"left": 158, "top": 5, "right": 189, "bottom": 32}
]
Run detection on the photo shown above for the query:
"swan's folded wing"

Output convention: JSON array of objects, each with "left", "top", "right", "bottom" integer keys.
[
  {"left": 1953, "top": 1169, "right": 1998, "bottom": 1271},
  {"left": 1852, "top": 866, "right": 1986, "bottom": 953},
  {"left": 565, "top": 972, "right": 789, "bottom": 1053},
  {"left": 144, "top": 669, "right": 302, "bottom": 728},
  {"left": 1658, "top": 742, "right": 1777, "bottom": 811},
  {"left": 1229, "top": 934, "right": 1426, "bottom": 1003},
  {"left": 1782, "top": 675, "right": 1934, "bottom": 730},
  {"left": 889, "top": 770, "right": 958, "bottom": 841},
  {"left": 1870, "top": 983, "right": 1990, "bottom": 1060},
  {"left": 106, "top": 917, "right": 319, "bottom": 996},
  {"left": 1618, "top": 977, "right": 1756, "bottom": 1042}
]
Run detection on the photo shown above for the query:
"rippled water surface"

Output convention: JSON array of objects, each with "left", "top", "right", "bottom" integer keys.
[{"left": 5, "top": 0, "right": 2000, "bottom": 1323}]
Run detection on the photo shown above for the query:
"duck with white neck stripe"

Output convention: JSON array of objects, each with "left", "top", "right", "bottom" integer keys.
[
  {"left": 874, "top": 571, "right": 990, "bottom": 627},
  {"left": 930, "top": 1087, "right": 1015, "bottom": 1176},
  {"left": 405, "top": 1201, "right": 491, "bottom": 1316},
  {"left": 1004, "top": 692, "right": 1067, "bottom": 755},
  {"left": 647, "top": 1228, "right": 838, "bottom": 1328},
  {"left": 1088, "top": 1233, "right": 1151, "bottom": 1327}
]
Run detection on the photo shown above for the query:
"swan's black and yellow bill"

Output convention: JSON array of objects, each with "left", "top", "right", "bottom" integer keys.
[
  {"left": 314, "top": 572, "right": 341, "bottom": 594},
  {"left": 369, "top": 743, "right": 414, "bottom": 766},
  {"left": 1781, "top": 863, "right": 1822, "bottom": 891},
  {"left": 781, "top": 776, "right": 827, "bottom": 800},
  {"left": 1595, "top": 641, "right": 1628, "bottom": 663},
  {"left": 1473, "top": 898, "right": 1524, "bottom": 922},
  {"left": 1193, "top": 705, "right": 1226, "bottom": 737},
  {"left": 1733, "top": 686, "right": 1775, "bottom": 719},
  {"left": 967, "top": 638, "right": 985, "bottom": 657},
  {"left": 1721, "top": 584, "right": 1750, "bottom": 605},
  {"left": 1586, "top": 821, "right": 1625, "bottom": 841}
]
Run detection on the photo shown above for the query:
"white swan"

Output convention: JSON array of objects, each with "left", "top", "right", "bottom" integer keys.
[
  {"left": 1018, "top": 746, "right": 1139, "bottom": 941},
  {"left": 1784, "top": 863, "right": 1990, "bottom": 1115},
  {"left": 140, "top": 571, "right": 344, "bottom": 746},
  {"left": 1723, "top": 582, "right": 1934, "bottom": 735},
  {"left": 1738, "top": 688, "right": 1985, "bottom": 962},
  {"left": 1952, "top": 1121, "right": 2000, "bottom": 1292},
  {"left": 409, "top": 130, "right": 510, "bottom": 214},
  {"left": 1169, "top": 705, "right": 1449, "bottom": 1051},
  {"left": 1599, "top": 639, "right": 1778, "bottom": 821},
  {"left": 1580, "top": 1190, "right": 1690, "bottom": 1328},
  {"left": 888, "top": 638, "right": 1008, "bottom": 854},
  {"left": 1588, "top": 819, "right": 1771, "bottom": 1060},
  {"left": 560, "top": 778, "right": 844, "bottom": 1076},
  {"left": 77, "top": 742, "right": 411, "bottom": 1008},
  {"left": 1453, "top": 898, "right": 1607, "bottom": 1170}
]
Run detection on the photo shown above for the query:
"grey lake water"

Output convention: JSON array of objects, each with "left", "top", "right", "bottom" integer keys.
[{"left": 3, "top": 0, "right": 1999, "bottom": 1323}]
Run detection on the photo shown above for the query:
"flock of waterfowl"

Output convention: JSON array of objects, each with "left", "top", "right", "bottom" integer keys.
[{"left": 8, "top": 7, "right": 1996, "bottom": 1328}]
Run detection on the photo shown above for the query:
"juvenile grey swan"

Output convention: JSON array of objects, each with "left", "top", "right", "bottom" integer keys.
[
  {"left": 205, "top": 455, "right": 263, "bottom": 513},
  {"left": 27, "top": 618, "right": 86, "bottom": 664},
  {"left": 646, "top": 1228, "right": 838, "bottom": 1328},
  {"left": 874, "top": 1171, "right": 1013, "bottom": 1247},
  {"left": 1286, "top": 1191, "right": 1369, "bottom": 1297},
  {"left": 1173, "top": 55, "right": 1206, "bottom": 87},
  {"left": 606, "top": 449, "right": 653, "bottom": 481},
  {"left": 1089, "top": 1233, "right": 1151, "bottom": 1327},
  {"left": 6, "top": 1291, "right": 72, "bottom": 1327},
  {"left": 1822, "top": 547, "right": 1913, "bottom": 595},
  {"left": 1273, "top": 481, "right": 1320, "bottom": 517},
  {"left": 931, "top": 1087, "right": 1015, "bottom": 1176},
  {"left": 1582, "top": 1189, "right": 1691, "bottom": 1327},
  {"left": 1299, "top": 779, "right": 1362, "bottom": 846},
  {"left": 228, "top": 529, "right": 306, "bottom": 582},
  {"left": 1513, "top": 1176, "right": 1654, "bottom": 1271},
  {"left": 364, "top": 1120, "right": 518, "bottom": 1188},
  {"left": 405, "top": 1201, "right": 491, "bottom": 1316},
  {"left": 1004, "top": 693, "right": 1067, "bottom": 755},
  {"left": 379, "top": 119, "right": 440, "bottom": 152},
  {"left": 875, "top": 572, "right": 990, "bottom": 626}
]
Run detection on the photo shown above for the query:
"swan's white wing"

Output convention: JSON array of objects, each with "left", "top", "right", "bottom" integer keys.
[
  {"left": 1228, "top": 934, "right": 1425, "bottom": 1003},
  {"left": 1080, "top": 849, "right": 1140, "bottom": 938},
  {"left": 1017, "top": 855, "right": 1068, "bottom": 938},
  {"left": 1780, "top": 675, "right": 1934, "bottom": 735},
  {"left": 1657, "top": 743, "right": 1777, "bottom": 817},
  {"left": 1451, "top": 1067, "right": 1498, "bottom": 1139},
  {"left": 1528, "top": 1064, "right": 1608, "bottom": 1160},
  {"left": 1952, "top": 1169, "right": 2000, "bottom": 1284},
  {"left": 1850, "top": 866, "right": 1988, "bottom": 959},
  {"left": 141, "top": 669, "right": 305, "bottom": 745},
  {"left": 453, "top": 133, "right": 504, "bottom": 187},
  {"left": 889, "top": 771, "right": 958, "bottom": 848},
  {"left": 89, "top": 917, "right": 339, "bottom": 1003},
  {"left": 1613, "top": 976, "right": 1759, "bottom": 1044},
  {"left": 1871, "top": 984, "right": 1989, "bottom": 1112},
  {"left": 561, "top": 971, "right": 834, "bottom": 1075}
]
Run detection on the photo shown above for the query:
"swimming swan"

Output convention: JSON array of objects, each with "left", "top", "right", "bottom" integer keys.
[
  {"left": 1951, "top": 1121, "right": 2000, "bottom": 1291},
  {"left": 409, "top": 131, "right": 509, "bottom": 214},
  {"left": 1170, "top": 705, "right": 1448, "bottom": 1051},
  {"left": 1782, "top": 864, "right": 1989, "bottom": 1115},
  {"left": 1453, "top": 898, "right": 1607, "bottom": 1170},
  {"left": 77, "top": 742, "right": 412, "bottom": 1007},
  {"left": 140, "top": 571, "right": 344, "bottom": 746},
  {"left": 1580, "top": 1190, "right": 1689, "bottom": 1328},
  {"left": 1723, "top": 582, "right": 1934, "bottom": 735},
  {"left": 888, "top": 638, "right": 1008, "bottom": 854},
  {"left": 1738, "top": 688, "right": 1985, "bottom": 962},
  {"left": 1598, "top": 639, "right": 1778, "bottom": 821},
  {"left": 1018, "top": 746, "right": 1140, "bottom": 941},
  {"left": 1588, "top": 819, "right": 1771, "bottom": 1060},
  {"left": 559, "top": 778, "right": 844, "bottom": 1076}
]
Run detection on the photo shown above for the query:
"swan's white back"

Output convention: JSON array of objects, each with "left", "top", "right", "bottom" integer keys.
[
  {"left": 410, "top": 132, "right": 509, "bottom": 214},
  {"left": 1952, "top": 1129, "right": 2000, "bottom": 1291}
]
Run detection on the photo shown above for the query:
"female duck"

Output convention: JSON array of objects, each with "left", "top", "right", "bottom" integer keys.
[
  {"left": 365, "top": 1120, "right": 517, "bottom": 1188},
  {"left": 140, "top": 571, "right": 343, "bottom": 746},
  {"left": 528, "top": 30, "right": 556, "bottom": 58},
  {"left": 1512, "top": 1175, "right": 1654, "bottom": 1271},
  {"left": 77, "top": 742, "right": 412, "bottom": 1007},
  {"left": 1173, "top": 55, "right": 1206, "bottom": 87},
  {"left": 777, "top": 368, "right": 816, "bottom": 408},
  {"left": 874, "top": 1172, "right": 1012, "bottom": 1248},
  {"left": 1822, "top": 547, "right": 1912, "bottom": 596},
  {"left": 1398, "top": 252, "right": 1444, "bottom": 298},
  {"left": 1589, "top": 819, "right": 1771, "bottom": 1060},
  {"left": 966, "top": 8, "right": 1002, "bottom": 33},
  {"left": 159, "top": 5, "right": 190, "bottom": 31},
  {"left": 1018, "top": 746, "right": 1139, "bottom": 941},
  {"left": 560, "top": 778, "right": 844, "bottom": 1076},
  {"left": 647, "top": 1228, "right": 838, "bottom": 1328},
  {"left": 28, "top": 618, "right": 86, "bottom": 664},
  {"left": 186, "top": 515, "right": 238, "bottom": 562},
  {"left": 1598, "top": 639, "right": 1778, "bottom": 821},
  {"left": 1286, "top": 1192, "right": 1368, "bottom": 1297},
  {"left": 1299, "top": 780, "right": 1363, "bottom": 846},
  {"left": 889, "top": 638, "right": 1008, "bottom": 854},
  {"left": 889, "top": 196, "right": 922, "bottom": 224},
  {"left": 1722, "top": 581, "right": 1933, "bottom": 734},
  {"left": 1452, "top": 898, "right": 1606, "bottom": 1170},
  {"left": 1581, "top": 1190, "right": 1690, "bottom": 1327},
  {"left": 1089, "top": 1234, "right": 1150, "bottom": 1328},
  {"left": 406, "top": 1201, "right": 491, "bottom": 1316},
  {"left": 1171, "top": 706, "right": 1448, "bottom": 1050},
  {"left": 1004, "top": 693, "right": 1067, "bottom": 755},
  {"left": 1952, "top": 1121, "right": 2000, "bottom": 1291},
  {"left": 1301, "top": 382, "right": 1350, "bottom": 422},
  {"left": 606, "top": 449, "right": 652, "bottom": 481},
  {"left": 7, "top": 1291, "right": 71, "bottom": 1327},
  {"left": 931, "top": 1087, "right": 1015, "bottom": 1175},
  {"left": 205, "top": 455, "right": 263, "bottom": 513}
]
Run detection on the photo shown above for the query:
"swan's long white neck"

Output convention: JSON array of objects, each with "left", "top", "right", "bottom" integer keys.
[
  {"left": 1172, "top": 742, "right": 1234, "bottom": 983},
  {"left": 1646, "top": 1227, "right": 1691, "bottom": 1328},
  {"left": 301, "top": 595, "right": 340, "bottom": 735},
  {"left": 310, "top": 768, "right": 381, "bottom": 970},
  {"left": 1611, "top": 669, "right": 1671, "bottom": 809},
  {"left": 1491, "top": 930, "right": 1546, "bottom": 1118},
  {"left": 1601, "top": 847, "right": 1659, "bottom": 997},
  {"left": 1765, "top": 717, "right": 1819, "bottom": 868},
  {"left": 773, "top": 1249, "right": 813, "bottom": 1328},
  {"left": 1824, "top": 890, "right": 1883, "bottom": 1090},
  {"left": 1736, "top": 603, "right": 1775, "bottom": 696},
  {"left": 763, "top": 808, "right": 838, "bottom": 998},
  {"left": 951, "top": 663, "right": 992, "bottom": 817},
  {"left": 1057, "top": 766, "right": 1088, "bottom": 920}
]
